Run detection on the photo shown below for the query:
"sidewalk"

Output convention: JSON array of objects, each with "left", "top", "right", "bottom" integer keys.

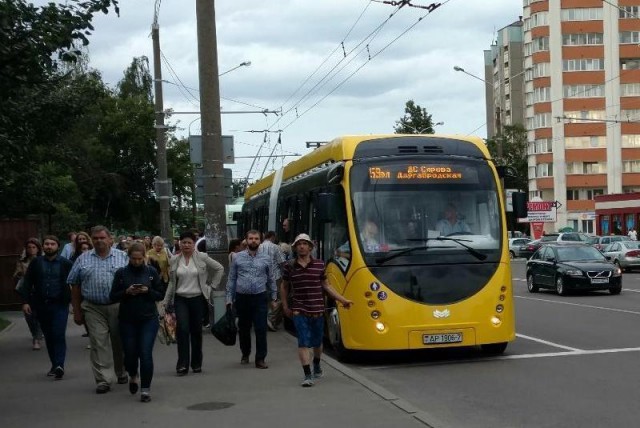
[{"left": 0, "top": 311, "right": 433, "bottom": 428}]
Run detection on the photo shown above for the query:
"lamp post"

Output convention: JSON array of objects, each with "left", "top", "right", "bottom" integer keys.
[{"left": 218, "top": 61, "right": 251, "bottom": 77}]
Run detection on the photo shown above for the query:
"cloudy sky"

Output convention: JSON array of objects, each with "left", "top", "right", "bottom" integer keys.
[{"left": 60, "top": 0, "right": 522, "bottom": 180}]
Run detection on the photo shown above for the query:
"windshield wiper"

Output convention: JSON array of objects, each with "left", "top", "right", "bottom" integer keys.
[{"left": 374, "top": 236, "right": 487, "bottom": 264}]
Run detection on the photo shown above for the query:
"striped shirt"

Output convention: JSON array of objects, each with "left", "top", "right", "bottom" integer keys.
[
  {"left": 226, "top": 250, "right": 276, "bottom": 303},
  {"left": 67, "top": 248, "right": 129, "bottom": 304},
  {"left": 282, "top": 258, "right": 326, "bottom": 315},
  {"left": 258, "top": 240, "right": 285, "bottom": 280}
]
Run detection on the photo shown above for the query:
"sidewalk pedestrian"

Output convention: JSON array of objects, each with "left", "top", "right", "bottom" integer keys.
[
  {"left": 281, "top": 233, "right": 353, "bottom": 387},
  {"left": 163, "top": 231, "right": 224, "bottom": 376},
  {"left": 13, "top": 237, "right": 44, "bottom": 350},
  {"left": 110, "top": 242, "right": 164, "bottom": 403},
  {"left": 60, "top": 231, "right": 77, "bottom": 260},
  {"left": 226, "top": 230, "right": 277, "bottom": 369},
  {"left": 258, "top": 231, "right": 286, "bottom": 331},
  {"left": 146, "top": 236, "right": 171, "bottom": 294},
  {"left": 20, "top": 235, "right": 73, "bottom": 379},
  {"left": 69, "top": 232, "right": 92, "bottom": 262},
  {"left": 68, "top": 225, "right": 129, "bottom": 394}
]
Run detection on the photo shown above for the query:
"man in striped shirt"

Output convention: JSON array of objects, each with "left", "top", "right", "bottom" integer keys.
[{"left": 281, "top": 233, "right": 353, "bottom": 387}]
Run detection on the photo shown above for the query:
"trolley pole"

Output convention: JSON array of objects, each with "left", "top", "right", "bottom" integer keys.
[
  {"left": 152, "top": 22, "right": 172, "bottom": 242},
  {"left": 195, "top": 0, "right": 228, "bottom": 273}
]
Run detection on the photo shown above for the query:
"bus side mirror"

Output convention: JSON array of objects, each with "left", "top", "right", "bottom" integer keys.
[
  {"left": 327, "top": 163, "right": 344, "bottom": 185},
  {"left": 512, "top": 192, "right": 527, "bottom": 219},
  {"left": 316, "top": 193, "right": 336, "bottom": 223}
]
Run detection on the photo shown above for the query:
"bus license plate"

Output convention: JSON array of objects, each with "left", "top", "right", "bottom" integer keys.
[
  {"left": 591, "top": 278, "right": 609, "bottom": 284},
  {"left": 423, "top": 333, "right": 463, "bottom": 345}
]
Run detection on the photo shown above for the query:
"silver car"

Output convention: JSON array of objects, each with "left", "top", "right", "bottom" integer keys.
[
  {"left": 509, "top": 238, "right": 532, "bottom": 259},
  {"left": 602, "top": 241, "right": 640, "bottom": 271}
]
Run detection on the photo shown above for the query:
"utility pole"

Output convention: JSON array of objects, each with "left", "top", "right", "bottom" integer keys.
[
  {"left": 151, "top": 16, "right": 172, "bottom": 243},
  {"left": 196, "top": 0, "right": 228, "bottom": 272}
]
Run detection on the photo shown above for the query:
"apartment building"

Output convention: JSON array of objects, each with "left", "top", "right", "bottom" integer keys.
[
  {"left": 484, "top": 20, "right": 526, "bottom": 139},
  {"left": 523, "top": 0, "right": 640, "bottom": 234}
]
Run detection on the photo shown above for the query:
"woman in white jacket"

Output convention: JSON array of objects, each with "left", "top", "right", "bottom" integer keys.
[{"left": 163, "top": 231, "right": 223, "bottom": 375}]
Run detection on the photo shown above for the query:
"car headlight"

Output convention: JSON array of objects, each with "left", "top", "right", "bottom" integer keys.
[
  {"left": 613, "top": 267, "right": 622, "bottom": 277},
  {"left": 565, "top": 269, "right": 584, "bottom": 277}
]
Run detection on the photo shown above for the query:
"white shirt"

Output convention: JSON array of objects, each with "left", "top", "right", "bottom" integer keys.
[{"left": 175, "top": 257, "right": 201, "bottom": 297}]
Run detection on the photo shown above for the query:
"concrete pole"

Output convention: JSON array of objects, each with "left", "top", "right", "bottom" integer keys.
[
  {"left": 152, "top": 23, "right": 172, "bottom": 242},
  {"left": 195, "top": 0, "right": 228, "bottom": 273}
]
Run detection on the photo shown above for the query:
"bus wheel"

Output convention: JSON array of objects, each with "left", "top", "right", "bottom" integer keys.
[
  {"left": 326, "top": 307, "right": 353, "bottom": 362},
  {"left": 481, "top": 342, "right": 508, "bottom": 355}
]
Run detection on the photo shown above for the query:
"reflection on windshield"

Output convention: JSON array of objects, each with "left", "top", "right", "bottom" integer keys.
[
  {"left": 557, "top": 246, "right": 606, "bottom": 261},
  {"left": 350, "top": 159, "right": 501, "bottom": 262}
]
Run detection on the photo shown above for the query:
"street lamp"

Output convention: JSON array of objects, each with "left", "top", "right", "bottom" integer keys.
[
  {"left": 219, "top": 61, "right": 251, "bottom": 77},
  {"left": 453, "top": 66, "right": 489, "bottom": 85}
]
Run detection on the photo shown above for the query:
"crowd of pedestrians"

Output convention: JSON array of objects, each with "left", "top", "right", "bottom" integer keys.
[{"left": 13, "top": 222, "right": 353, "bottom": 402}]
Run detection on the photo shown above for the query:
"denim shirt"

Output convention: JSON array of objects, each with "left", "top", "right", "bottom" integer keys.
[{"left": 225, "top": 249, "right": 276, "bottom": 303}]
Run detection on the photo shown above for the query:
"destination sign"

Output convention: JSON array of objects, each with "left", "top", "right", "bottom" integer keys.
[{"left": 368, "top": 164, "right": 477, "bottom": 184}]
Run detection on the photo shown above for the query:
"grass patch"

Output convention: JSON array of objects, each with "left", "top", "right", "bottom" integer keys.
[{"left": 0, "top": 316, "right": 10, "bottom": 332}]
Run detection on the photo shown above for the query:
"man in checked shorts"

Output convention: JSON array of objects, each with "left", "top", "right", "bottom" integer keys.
[{"left": 281, "top": 233, "right": 353, "bottom": 387}]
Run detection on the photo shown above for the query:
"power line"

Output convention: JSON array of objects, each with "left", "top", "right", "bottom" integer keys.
[
  {"left": 161, "top": 79, "right": 273, "bottom": 111},
  {"left": 601, "top": 0, "right": 639, "bottom": 19}
]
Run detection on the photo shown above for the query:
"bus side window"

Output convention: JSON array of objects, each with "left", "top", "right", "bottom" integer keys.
[{"left": 318, "top": 187, "right": 349, "bottom": 270}]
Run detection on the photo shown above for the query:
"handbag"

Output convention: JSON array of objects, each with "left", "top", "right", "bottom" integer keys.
[
  {"left": 211, "top": 308, "right": 237, "bottom": 346},
  {"left": 158, "top": 305, "right": 177, "bottom": 345}
]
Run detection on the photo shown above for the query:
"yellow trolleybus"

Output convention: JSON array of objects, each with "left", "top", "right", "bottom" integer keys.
[{"left": 240, "top": 134, "right": 517, "bottom": 358}]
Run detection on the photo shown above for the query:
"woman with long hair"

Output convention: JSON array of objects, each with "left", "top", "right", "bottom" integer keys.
[
  {"left": 162, "top": 231, "right": 223, "bottom": 375},
  {"left": 110, "top": 242, "right": 164, "bottom": 403},
  {"left": 70, "top": 232, "right": 92, "bottom": 262},
  {"left": 146, "top": 236, "right": 170, "bottom": 294},
  {"left": 13, "top": 238, "right": 44, "bottom": 350}
]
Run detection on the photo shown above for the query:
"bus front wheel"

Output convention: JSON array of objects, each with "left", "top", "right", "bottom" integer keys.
[
  {"left": 481, "top": 342, "right": 508, "bottom": 355},
  {"left": 326, "top": 307, "right": 353, "bottom": 362}
]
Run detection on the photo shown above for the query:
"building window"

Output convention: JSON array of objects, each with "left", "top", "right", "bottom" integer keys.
[
  {"left": 619, "top": 6, "right": 639, "bottom": 18},
  {"left": 621, "top": 58, "right": 640, "bottom": 70},
  {"left": 532, "top": 37, "right": 549, "bottom": 52},
  {"left": 623, "top": 161, "right": 640, "bottom": 173},
  {"left": 567, "top": 162, "right": 606, "bottom": 174},
  {"left": 563, "top": 84, "right": 605, "bottom": 98},
  {"left": 535, "top": 138, "right": 552, "bottom": 153},
  {"left": 533, "top": 62, "right": 550, "bottom": 77},
  {"left": 620, "top": 31, "right": 640, "bottom": 44},
  {"left": 564, "top": 110, "right": 606, "bottom": 123},
  {"left": 622, "top": 135, "right": 640, "bottom": 147},
  {"left": 562, "top": 33, "right": 603, "bottom": 46},
  {"left": 537, "top": 163, "right": 553, "bottom": 177},
  {"left": 563, "top": 58, "right": 604, "bottom": 72},
  {"left": 532, "top": 113, "right": 552, "bottom": 129},
  {"left": 565, "top": 136, "right": 606, "bottom": 148},
  {"left": 566, "top": 189, "right": 580, "bottom": 200},
  {"left": 621, "top": 83, "right": 640, "bottom": 97},
  {"left": 561, "top": 8, "right": 603, "bottom": 21},
  {"left": 533, "top": 87, "right": 551, "bottom": 102},
  {"left": 622, "top": 109, "right": 640, "bottom": 120},
  {"left": 530, "top": 11, "right": 549, "bottom": 27},
  {"left": 524, "top": 42, "right": 533, "bottom": 56},
  {"left": 586, "top": 189, "right": 604, "bottom": 200}
]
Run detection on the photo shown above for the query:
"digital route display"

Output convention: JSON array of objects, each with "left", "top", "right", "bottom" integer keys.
[{"left": 368, "top": 164, "right": 477, "bottom": 184}]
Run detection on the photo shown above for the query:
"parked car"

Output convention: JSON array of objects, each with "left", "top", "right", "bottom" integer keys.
[
  {"left": 592, "top": 235, "right": 630, "bottom": 251},
  {"left": 519, "top": 239, "right": 542, "bottom": 259},
  {"left": 509, "top": 238, "right": 532, "bottom": 259},
  {"left": 539, "top": 232, "right": 585, "bottom": 243},
  {"left": 602, "top": 241, "right": 640, "bottom": 271},
  {"left": 526, "top": 243, "right": 622, "bottom": 296}
]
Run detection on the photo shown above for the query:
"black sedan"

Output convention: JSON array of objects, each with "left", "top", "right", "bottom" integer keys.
[{"left": 526, "top": 243, "right": 622, "bottom": 296}]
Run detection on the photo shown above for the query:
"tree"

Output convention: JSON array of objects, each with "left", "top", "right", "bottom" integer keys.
[
  {"left": 485, "top": 124, "right": 528, "bottom": 192},
  {"left": 394, "top": 100, "right": 436, "bottom": 134}
]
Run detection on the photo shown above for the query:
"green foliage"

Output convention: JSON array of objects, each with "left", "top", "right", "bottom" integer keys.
[
  {"left": 485, "top": 124, "right": 528, "bottom": 191},
  {"left": 394, "top": 100, "right": 435, "bottom": 134}
]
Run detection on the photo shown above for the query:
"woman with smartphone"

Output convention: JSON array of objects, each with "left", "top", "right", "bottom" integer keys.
[{"left": 110, "top": 242, "right": 164, "bottom": 403}]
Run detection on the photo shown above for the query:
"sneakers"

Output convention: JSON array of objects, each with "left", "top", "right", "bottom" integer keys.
[
  {"left": 47, "top": 368, "right": 56, "bottom": 377},
  {"left": 301, "top": 375, "right": 314, "bottom": 387},
  {"left": 140, "top": 392, "right": 151, "bottom": 403},
  {"left": 54, "top": 366, "right": 64, "bottom": 380},
  {"left": 117, "top": 374, "right": 128, "bottom": 384},
  {"left": 313, "top": 366, "right": 323, "bottom": 379},
  {"left": 96, "top": 384, "right": 111, "bottom": 394}
]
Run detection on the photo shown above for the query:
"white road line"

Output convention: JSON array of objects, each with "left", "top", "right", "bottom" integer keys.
[
  {"left": 622, "top": 288, "right": 640, "bottom": 292},
  {"left": 361, "top": 347, "right": 640, "bottom": 370},
  {"left": 513, "top": 278, "right": 526, "bottom": 282},
  {"left": 515, "top": 295, "right": 640, "bottom": 316},
  {"left": 515, "top": 333, "right": 582, "bottom": 352}
]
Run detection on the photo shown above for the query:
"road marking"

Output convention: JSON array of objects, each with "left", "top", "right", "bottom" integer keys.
[
  {"left": 622, "top": 288, "right": 640, "bottom": 292},
  {"left": 360, "top": 347, "right": 640, "bottom": 370},
  {"left": 515, "top": 295, "right": 640, "bottom": 316},
  {"left": 515, "top": 333, "right": 582, "bottom": 352}
]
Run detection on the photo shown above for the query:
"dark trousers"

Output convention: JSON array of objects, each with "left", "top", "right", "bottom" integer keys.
[
  {"left": 36, "top": 302, "right": 68, "bottom": 369},
  {"left": 119, "top": 318, "right": 159, "bottom": 389},
  {"left": 174, "top": 294, "right": 205, "bottom": 370},
  {"left": 235, "top": 292, "right": 268, "bottom": 361}
]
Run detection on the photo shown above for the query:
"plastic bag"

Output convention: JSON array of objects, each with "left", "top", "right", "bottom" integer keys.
[
  {"left": 158, "top": 306, "right": 177, "bottom": 345},
  {"left": 211, "top": 308, "right": 237, "bottom": 346}
]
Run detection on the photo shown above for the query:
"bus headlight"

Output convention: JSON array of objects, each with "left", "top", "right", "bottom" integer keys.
[
  {"left": 375, "top": 322, "right": 385, "bottom": 331},
  {"left": 491, "top": 316, "right": 502, "bottom": 326}
]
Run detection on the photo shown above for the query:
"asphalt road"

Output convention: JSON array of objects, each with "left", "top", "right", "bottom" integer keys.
[{"left": 335, "top": 259, "right": 640, "bottom": 428}]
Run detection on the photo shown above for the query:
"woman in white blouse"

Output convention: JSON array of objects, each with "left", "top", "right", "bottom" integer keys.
[{"left": 163, "top": 231, "right": 223, "bottom": 375}]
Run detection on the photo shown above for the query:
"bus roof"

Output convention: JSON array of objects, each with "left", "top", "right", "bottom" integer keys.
[{"left": 244, "top": 134, "right": 489, "bottom": 200}]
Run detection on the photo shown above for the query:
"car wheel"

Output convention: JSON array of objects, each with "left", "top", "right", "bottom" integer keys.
[
  {"left": 556, "top": 276, "right": 567, "bottom": 296},
  {"left": 509, "top": 250, "right": 515, "bottom": 259},
  {"left": 527, "top": 274, "right": 539, "bottom": 293},
  {"left": 609, "top": 285, "right": 622, "bottom": 295},
  {"left": 481, "top": 342, "right": 508, "bottom": 355},
  {"left": 614, "top": 260, "right": 626, "bottom": 273}
]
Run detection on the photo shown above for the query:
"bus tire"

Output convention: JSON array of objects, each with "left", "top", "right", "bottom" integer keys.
[
  {"left": 481, "top": 342, "right": 508, "bottom": 355},
  {"left": 326, "top": 307, "right": 354, "bottom": 362}
]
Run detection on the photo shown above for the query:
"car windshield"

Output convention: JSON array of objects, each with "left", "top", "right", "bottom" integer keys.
[
  {"left": 350, "top": 157, "right": 501, "bottom": 265},
  {"left": 586, "top": 236, "right": 599, "bottom": 244},
  {"left": 621, "top": 242, "right": 640, "bottom": 249},
  {"left": 556, "top": 246, "right": 607, "bottom": 262}
]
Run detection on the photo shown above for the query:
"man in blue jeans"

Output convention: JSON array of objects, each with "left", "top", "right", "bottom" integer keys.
[
  {"left": 226, "top": 230, "right": 277, "bottom": 369},
  {"left": 20, "top": 235, "right": 73, "bottom": 380}
]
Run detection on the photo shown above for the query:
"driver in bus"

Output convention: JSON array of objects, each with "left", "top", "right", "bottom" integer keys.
[{"left": 436, "top": 203, "right": 471, "bottom": 236}]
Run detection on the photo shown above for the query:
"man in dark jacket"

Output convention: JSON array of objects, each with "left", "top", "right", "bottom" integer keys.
[{"left": 21, "top": 235, "right": 73, "bottom": 380}]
